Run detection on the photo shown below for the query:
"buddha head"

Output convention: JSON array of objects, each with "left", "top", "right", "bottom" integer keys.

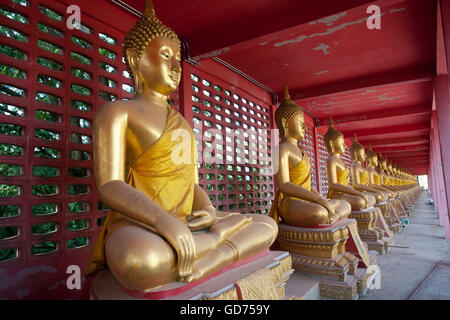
[
  {"left": 378, "top": 154, "right": 388, "bottom": 171},
  {"left": 349, "top": 134, "right": 366, "bottom": 162},
  {"left": 387, "top": 162, "right": 393, "bottom": 174},
  {"left": 275, "top": 84, "right": 306, "bottom": 141},
  {"left": 123, "top": 0, "right": 181, "bottom": 96},
  {"left": 324, "top": 118, "right": 346, "bottom": 155},
  {"left": 366, "top": 145, "right": 378, "bottom": 167}
]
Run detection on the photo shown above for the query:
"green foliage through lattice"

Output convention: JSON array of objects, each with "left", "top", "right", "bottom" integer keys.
[
  {"left": 0, "top": 64, "right": 25, "bottom": 79},
  {"left": 0, "top": 248, "right": 18, "bottom": 262},
  {"left": 31, "top": 241, "right": 57, "bottom": 255},
  {"left": 0, "top": 25, "right": 27, "bottom": 42}
]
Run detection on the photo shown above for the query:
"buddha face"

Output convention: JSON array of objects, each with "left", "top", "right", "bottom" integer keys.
[
  {"left": 331, "top": 135, "right": 346, "bottom": 155},
  {"left": 128, "top": 37, "right": 181, "bottom": 96},
  {"left": 283, "top": 112, "right": 306, "bottom": 141},
  {"left": 352, "top": 147, "right": 366, "bottom": 162},
  {"left": 369, "top": 155, "right": 378, "bottom": 167}
]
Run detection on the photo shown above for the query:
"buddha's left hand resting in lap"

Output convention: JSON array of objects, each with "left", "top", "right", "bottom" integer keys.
[
  {"left": 86, "top": 0, "right": 277, "bottom": 292},
  {"left": 268, "top": 85, "right": 351, "bottom": 227}
]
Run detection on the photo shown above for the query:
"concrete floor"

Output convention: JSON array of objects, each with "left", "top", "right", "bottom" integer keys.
[{"left": 360, "top": 190, "right": 450, "bottom": 300}]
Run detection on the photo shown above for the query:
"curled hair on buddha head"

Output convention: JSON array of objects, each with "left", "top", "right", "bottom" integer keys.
[
  {"left": 274, "top": 84, "right": 304, "bottom": 139},
  {"left": 123, "top": 0, "right": 181, "bottom": 78},
  {"left": 324, "top": 117, "right": 344, "bottom": 153}
]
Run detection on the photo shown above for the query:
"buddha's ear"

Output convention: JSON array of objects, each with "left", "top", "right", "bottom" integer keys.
[
  {"left": 280, "top": 117, "right": 288, "bottom": 135},
  {"left": 328, "top": 140, "right": 334, "bottom": 152},
  {"left": 280, "top": 117, "right": 287, "bottom": 129},
  {"left": 125, "top": 48, "right": 143, "bottom": 93}
]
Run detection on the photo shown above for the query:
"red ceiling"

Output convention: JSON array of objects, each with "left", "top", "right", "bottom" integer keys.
[{"left": 114, "top": 0, "right": 441, "bottom": 175}]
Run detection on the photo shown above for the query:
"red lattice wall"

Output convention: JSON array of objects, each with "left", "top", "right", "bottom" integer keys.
[{"left": 180, "top": 62, "right": 275, "bottom": 215}]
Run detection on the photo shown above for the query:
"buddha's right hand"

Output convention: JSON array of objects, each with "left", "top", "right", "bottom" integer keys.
[
  {"left": 315, "top": 196, "right": 335, "bottom": 217},
  {"left": 361, "top": 193, "right": 370, "bottom": 207},
  {"left": 154, "top": 214, "right": 197, "bottom": 280}
]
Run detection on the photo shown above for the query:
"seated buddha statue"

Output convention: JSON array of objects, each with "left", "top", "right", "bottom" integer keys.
[
  {"left": 86, "top": 0, "right": 278, "bottom": 292},
  {"left": 349, "top": 135, "right": 388, "bottom": 203},
  {"left": 324, "top": 120, "right": 375, "bottom": 211},
  {"left": 268, "top": 85, "right": 351, "bottom": 227},
  {"left": 365, "top": 146, "right": 396, "bottom": 199},
  {"left": 387, "top": 162, "right": 400, "bottom": 190},
  {"left": 378, "top": 154, "right": 399, "bottom": 196}
]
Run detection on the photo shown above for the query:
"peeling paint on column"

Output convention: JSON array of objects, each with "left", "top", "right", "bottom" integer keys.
[
  {"left": 309, "top": 12, "right": 348, "bottom": 26},
  {"left": 315, "top": 70, "right": 329, "bottom": 75},
  {"left": 378, "top": 94, "right": 399, "bottom": 101},
  {"left": 259, "top": 41, "right": 269, "bottom": 46},
  {"left": 313, "top": 43, "right": 331, "bottom": 55},
  {"left": 390, "top": 8, "right": 406, "bottom": 14},
  {"left": 193, "top": 47, "right": 231, "bottom": 61},
  {"left": 274, "top": 14, "right": 386, "bottom": 48}
]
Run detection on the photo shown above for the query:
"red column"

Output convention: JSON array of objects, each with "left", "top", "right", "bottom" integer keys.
[
  {"left": 434, "top": 76, "right": 450, "bottom": 238},
  {"left": 431, "top": 121, "right": 445, "bottom": 228},
  {"left": 313, "top": 126, "right": 322, "bottom": 194},
  {"left": 440, "top": 0, "right": 450, "bottom": 76},
  {"left": 179, "top": 61, "right": 194, "bottom": 126}
]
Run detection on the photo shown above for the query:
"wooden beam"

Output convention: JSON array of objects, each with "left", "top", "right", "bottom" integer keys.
[
  {"left": 341, "top": 123, "right": 430, "bottom": 138},
  {"left": 319, "top": 104, "right": 430, "bottom": 126},
  {"left": 382, "top": 151, "right": 429, "bottom": 157},
  {"left": 288, "top": 66, "right": 434, "bottom": 101},
  {"left": 358, "top": 136, "right": 430, "bottom": 147},
  {"left": 372, "top": 145, "right": 430, "bottom": 153}
]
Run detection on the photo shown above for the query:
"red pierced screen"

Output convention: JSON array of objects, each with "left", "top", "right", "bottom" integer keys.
[{"left": 181, "top": 63, "right": 275, "bottom": 215}]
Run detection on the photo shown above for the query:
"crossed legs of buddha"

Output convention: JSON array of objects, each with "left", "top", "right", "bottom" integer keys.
[
  {"left": 331, "top": 193, "right": 376, "bottom": 211},
  {"left": 278, "top": 197, "right": 352, "bottom": 226},
  {"left": 104, "top": 213, "right": 278, "bottom": 291}
]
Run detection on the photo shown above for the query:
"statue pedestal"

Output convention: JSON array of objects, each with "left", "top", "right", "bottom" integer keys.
[
  {"left": 349, "top": 207, "right": 392, "bottom": 254},
  {"left": 277, "top": 219, "right": 378, "bottom": 300},
  {"left": 90, "top": 250, "right": 293, "bottom": 300},
  {"left": 395, "top": 197, "right": 409, "bottom": 220},
  {"left": 383, "top": 200, "right": 403, "bottom": 233},
  {"left": 373, "top": 203, "right": 396, "bottom": 252}
]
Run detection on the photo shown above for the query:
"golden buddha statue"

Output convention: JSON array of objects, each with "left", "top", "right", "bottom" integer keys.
[
  {"left": 349, "top": 135, "right": 387, "bottom": 203},
  {"left": 324, "top": 120, "right": 374, "bottom": 211},
  {"left": 378, "top": 155, "right": 398, "bottom": 194},
  {"left": 86, "top": 0, "right": 277, "bottom": 292},
  {"left": 365, "top": 146, "right": 395, "bottom": 198},
  {"left": 378, "top": 155, "right": 411, "bottom": 219},
  {"left": 269, "top": 85, "right": 351, "bottom": 226}
]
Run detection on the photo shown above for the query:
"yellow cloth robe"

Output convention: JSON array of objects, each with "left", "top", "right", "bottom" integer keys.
[{"left": 269, "top": 152, "right": 311, "bottom": 224}]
